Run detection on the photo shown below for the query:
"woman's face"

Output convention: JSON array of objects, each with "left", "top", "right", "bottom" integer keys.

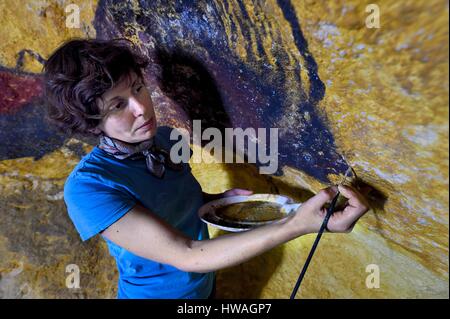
[{"left": 95, "top": 72, "right": 157, "bottom": 144}]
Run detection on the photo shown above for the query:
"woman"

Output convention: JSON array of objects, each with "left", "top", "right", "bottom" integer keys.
[{"left": 43, "top": 38, "right": 370, "bottom": 299}]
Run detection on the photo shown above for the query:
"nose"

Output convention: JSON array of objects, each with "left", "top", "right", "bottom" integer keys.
[{"left": 129, "top": 96, "right": 146, "bottom": 117}]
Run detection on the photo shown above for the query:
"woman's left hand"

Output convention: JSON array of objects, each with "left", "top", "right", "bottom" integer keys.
[{"left": 222, "top": 188, "right": 253, "bottom": 198}]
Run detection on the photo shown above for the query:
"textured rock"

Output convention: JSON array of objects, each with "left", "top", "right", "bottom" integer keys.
[{"left": 0, "top": 0, "right": 448, "bottom": 298}]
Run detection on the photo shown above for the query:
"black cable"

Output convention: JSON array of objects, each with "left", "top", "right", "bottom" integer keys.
[{"left": 290, "top": 191, "right": 340, "bottom": 299}]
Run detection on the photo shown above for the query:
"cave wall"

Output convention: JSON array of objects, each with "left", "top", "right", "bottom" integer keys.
[{"left": 0, "top": 0, "right": 448, "bottom": 298}]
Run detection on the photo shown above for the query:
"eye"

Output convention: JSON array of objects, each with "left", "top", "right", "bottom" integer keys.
[{"left": 114, "top": 102, "right": 125, "bottom": 109}]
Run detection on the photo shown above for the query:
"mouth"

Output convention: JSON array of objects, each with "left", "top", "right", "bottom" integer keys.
[{"left": 137, "top": 118, "right": 154, "bottom": 131}]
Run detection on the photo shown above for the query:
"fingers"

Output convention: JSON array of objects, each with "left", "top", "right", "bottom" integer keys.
[
  {"left": 307, "top": 185, "right": 371, "bottom": 234},
  {"left": 338, "top": 184, "right": 369, "bottom": 210},
  {"left": 229, "top": 188, "right": 253, "bottom": 196},
  {"left": 237, "top": 188, "right": 253, "bottom": 195},
  {"left": 335, "top": 185, "right": 370, "bottom": 223},
  {"left": 303, "top": 186, "right": 338, "bottom": 211}
]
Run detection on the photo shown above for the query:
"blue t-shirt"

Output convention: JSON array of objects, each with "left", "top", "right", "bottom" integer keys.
[{"left": 63, "top": 126, "right": 214, "bottom": 299}]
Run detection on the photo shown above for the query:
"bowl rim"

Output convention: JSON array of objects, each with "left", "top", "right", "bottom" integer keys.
[{"left": 198, "top": 193, "right": 297, "bottom": 232}]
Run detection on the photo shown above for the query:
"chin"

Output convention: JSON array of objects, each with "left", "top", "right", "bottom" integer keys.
[{"left": 143, "top": 128, "right": 157, "bottom": 140}]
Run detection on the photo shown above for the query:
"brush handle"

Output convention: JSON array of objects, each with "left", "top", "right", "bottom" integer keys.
[{"left": 289, "top": 191, "right": 340, "bottom": 299}]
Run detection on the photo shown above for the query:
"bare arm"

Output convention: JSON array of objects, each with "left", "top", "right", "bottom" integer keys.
[
  {"left": 101, "top": 202, "right": 300, "bottom": 273},
  {"left": 101, "top": 185, "right": 369, "bottom": 273}
]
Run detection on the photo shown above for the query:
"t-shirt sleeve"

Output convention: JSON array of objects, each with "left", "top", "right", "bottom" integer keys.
[{"left": 63, "top": 174, "right": 137, "bottom": 241}]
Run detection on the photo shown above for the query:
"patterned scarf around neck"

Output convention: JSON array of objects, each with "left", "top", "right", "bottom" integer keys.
[{"left": 98, "top": 133, "right": 183, "bottom": 179}]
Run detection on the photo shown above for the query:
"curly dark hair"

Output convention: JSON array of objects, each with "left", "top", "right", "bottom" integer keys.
[{"left": 43, "top": 38, "right": 149, "bottom": 138}]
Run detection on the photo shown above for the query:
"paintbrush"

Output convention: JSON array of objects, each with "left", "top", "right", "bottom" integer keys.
[{"left": 289, "top": 167, "right": 353, "bottom": 299}]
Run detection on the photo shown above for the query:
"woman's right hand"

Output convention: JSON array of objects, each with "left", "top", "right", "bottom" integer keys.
[{"left": 289, "top": 184, "right": 371, "bottom": 235}]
